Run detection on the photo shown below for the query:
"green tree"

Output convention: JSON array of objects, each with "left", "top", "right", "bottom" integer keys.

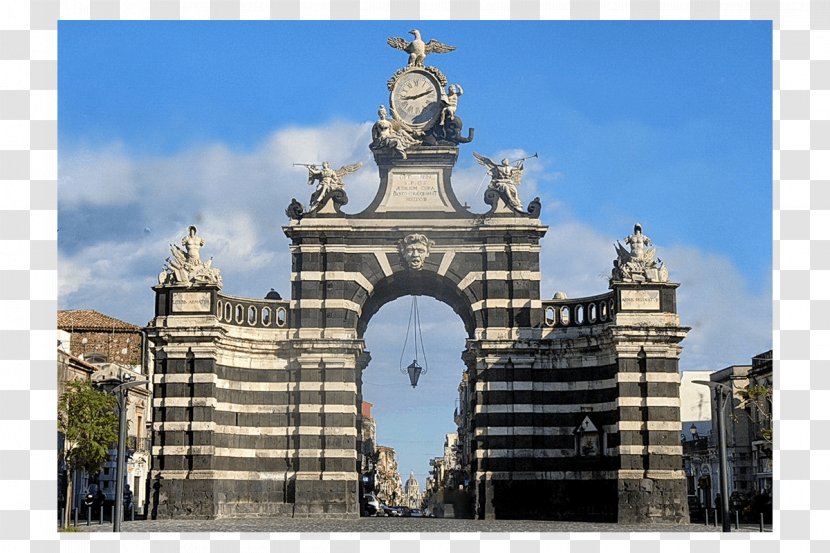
[{"left": 58, "top": 380, "right": 118, "bottom": 527}]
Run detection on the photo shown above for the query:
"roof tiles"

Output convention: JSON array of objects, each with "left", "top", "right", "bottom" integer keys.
[{"left": 57, "top": 309, "right": 140, "bottom": 331}]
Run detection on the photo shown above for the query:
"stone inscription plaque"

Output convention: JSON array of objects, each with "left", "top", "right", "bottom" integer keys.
[
  {"left": 172, "top": 291, "right": 212, "bottom": 312},
  {"left": 378, "top": 171, "right": 453, "bottom": 212},
  {"left": 620, "top": 289, "right": 660, "bottom": 311}
]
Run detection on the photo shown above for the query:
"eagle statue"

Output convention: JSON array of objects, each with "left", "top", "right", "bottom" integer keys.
[{"left": 387, "top": 29, "right": 456, "bottom": 68}]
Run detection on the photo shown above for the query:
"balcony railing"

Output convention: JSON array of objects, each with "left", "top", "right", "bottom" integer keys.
[
  {"left": 542, "top": 291, "right": 615, "bottom": 329},
  {"left": 127, "top": 436, "right": 152, "bottom": 452}
]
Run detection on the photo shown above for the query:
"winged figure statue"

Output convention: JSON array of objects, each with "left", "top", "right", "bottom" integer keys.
[
  {"left": 387, "top": 29, "right": 456, "bottom": 68},
  {"left": 473, "top": 152, "right": 526, "bottom": 211},
  {"left": 613, "top": 241, "right": 633, "bottom": 267},
  {"left": 307, "top": 161, "right": 363, "bottom": 212}
]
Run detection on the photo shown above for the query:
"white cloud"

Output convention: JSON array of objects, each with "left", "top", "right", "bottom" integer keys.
[
  {"left": 57, "top": 255, "right": 91, "bottom": 298},
  {"left": 59, "top": 143, "right": 140, "bottom": 207},
  {"left": 60, "top": 121, "right": 375, "bottom": 216},
  {"left": 540, "top": 221, "right": 614, "bottom": 299},
  {"left": 666, "top": 245, "right": 771, "bottom": 371},
  {"left": 199, "top": 212, "right": 277, "bottom": 272}
]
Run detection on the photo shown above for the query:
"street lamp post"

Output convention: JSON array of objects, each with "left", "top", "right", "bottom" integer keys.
[
  {"left": 693, "top": 379, "right": 731, "bottom": 532},
  {"left": 111, "top": 378, "right": 149, "bottom": 532}
]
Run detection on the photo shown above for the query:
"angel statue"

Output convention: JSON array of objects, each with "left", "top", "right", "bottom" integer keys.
[
  {"left": 371, "top": 105, "right": 420, "bottom": 159},
  {"left": 611, "top": 223, "right": 670, "bottom": 284},
  {"left": 306, "top": 161, "right": 362, "bottom": 212},
  {"left": 473, "top": 153, "right": 527, "bottom": 211}
]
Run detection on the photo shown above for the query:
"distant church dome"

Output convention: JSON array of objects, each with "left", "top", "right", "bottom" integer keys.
[
  {"left": 264, "top": 288, "right": 282, "bottom": 300},
  {"left": 553, "top": 291, "right": 568, "bottom": 300}
]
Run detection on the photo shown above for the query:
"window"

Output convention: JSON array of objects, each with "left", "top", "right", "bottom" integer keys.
[
  {"left": 560, "top": 306, "right": 570, "bottom": 326},
  {"left": 84, "top": 352, "right": 107, "bottom": 364},
  {"left": 544, "top": 306, "right": 555, "bottom": 326}
]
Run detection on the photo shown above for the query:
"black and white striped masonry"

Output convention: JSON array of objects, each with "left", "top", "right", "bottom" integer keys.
[
  {"left": 146, "top": 142, "right": 688, "bottom": 522},
  {"left": 145, "top": 37, "right": 687, "bottom": 521}
]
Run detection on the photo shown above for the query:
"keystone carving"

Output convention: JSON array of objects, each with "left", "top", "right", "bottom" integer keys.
[{"left": 398, "top": 233, "right": 435, "bottom": 270}]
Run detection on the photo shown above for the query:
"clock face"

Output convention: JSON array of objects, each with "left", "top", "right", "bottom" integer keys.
[{"left": 390, "top": 70, "right": 442, "bottom": 128}]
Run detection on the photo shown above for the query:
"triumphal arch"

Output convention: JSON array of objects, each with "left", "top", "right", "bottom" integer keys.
[{"left": 147, "top": 31, "right": 689, "bottom": 522}]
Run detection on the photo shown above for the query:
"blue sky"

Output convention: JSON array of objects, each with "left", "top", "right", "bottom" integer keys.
[{"left": 58, "top": 21, "right": 771, "bottom": 489}]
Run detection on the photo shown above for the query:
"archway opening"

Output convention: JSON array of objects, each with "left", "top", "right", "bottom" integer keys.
[
  {"left": 356, "top": 270, "right": 477, "bottom": 340},
  {"left": 359, "top": 295, "right": 470, "bottom": 518}
]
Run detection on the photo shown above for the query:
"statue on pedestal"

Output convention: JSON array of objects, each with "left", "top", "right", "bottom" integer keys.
[
  {"left": 305, "top": 161, "right": 362, "bottom": 212},
  {"left": 611, "top": 223, "right": 670, "bottom": 284},
  {"left": 371, "top": 105, "right": 420, "bottom": 159},
  {"left": 159, "top": 225, "right": 223, "bottom": 288},
  {"left": 474, "top": 153, "right": 527, "bottom": 212}
]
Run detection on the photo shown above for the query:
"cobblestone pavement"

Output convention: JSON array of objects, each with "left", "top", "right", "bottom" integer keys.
[{"left": 74, "top": 517, "right": 771, "bottom": 534}]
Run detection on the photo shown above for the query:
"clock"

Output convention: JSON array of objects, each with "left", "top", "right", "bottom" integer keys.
[{"left": 389, "top": 69, "right": 442, "bottom": 129}]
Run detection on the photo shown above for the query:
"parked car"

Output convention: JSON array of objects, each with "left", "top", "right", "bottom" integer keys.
[
  {"left": 410, "top": 509, "right": 424, "bottom": 517},
  {"left": 361, "top": 493, "right": 381, "bottom": 517},
  {"left": 382, "top": 505, "right": 402, "bottom": 517}
]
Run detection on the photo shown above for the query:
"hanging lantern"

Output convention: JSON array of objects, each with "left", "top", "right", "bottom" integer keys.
[
  {"left": 405, "top": 359, "right": 423, "bottom": 388},
  {"left": 399, "top": 296, "right": 428, "bottom": 388}
]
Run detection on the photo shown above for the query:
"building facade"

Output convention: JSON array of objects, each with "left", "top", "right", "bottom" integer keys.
[
  {"left": 92, "top": 363, "right": 152, "bottom": 515},
  {"left": 454, "top": 371, "right": 472, "bottom": 488},
  {"left": 748, "top": 351, "right": 772, "bottom": 494},
  {"left": 708, "top": 365, "right": 753, "bottom": 499},
  {"left": 375, "top": 446, "right": 403, "bottom": 506},
  {"left": 57, "top": 345, "right": 96, "bottom": 519},
  {"left": 359, "top": 401, "right": 377, "bottom": 474},
  {"left": 58, "top": 310, "right": 152, "bottom": 516},
  {"left": 403, "top": 472, "right": 422, "bottom": 509},
  {"left": 58, "top": 310, "right": 145, "bottom": 367},
  {"left": 697, "top": 351, "right": 773, "bottom": 521}
]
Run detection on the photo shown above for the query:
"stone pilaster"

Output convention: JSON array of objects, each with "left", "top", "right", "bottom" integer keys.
[
  {"left": 287, "top": 340, "right": 365, "bottom": 517},
  {"left": 611, "top": 282, "right": 690, "bottom": 523}
]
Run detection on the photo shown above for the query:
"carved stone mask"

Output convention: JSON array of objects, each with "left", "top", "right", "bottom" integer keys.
[{"left": 398, "top": 234, "right": 433, "bottom": 270}]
